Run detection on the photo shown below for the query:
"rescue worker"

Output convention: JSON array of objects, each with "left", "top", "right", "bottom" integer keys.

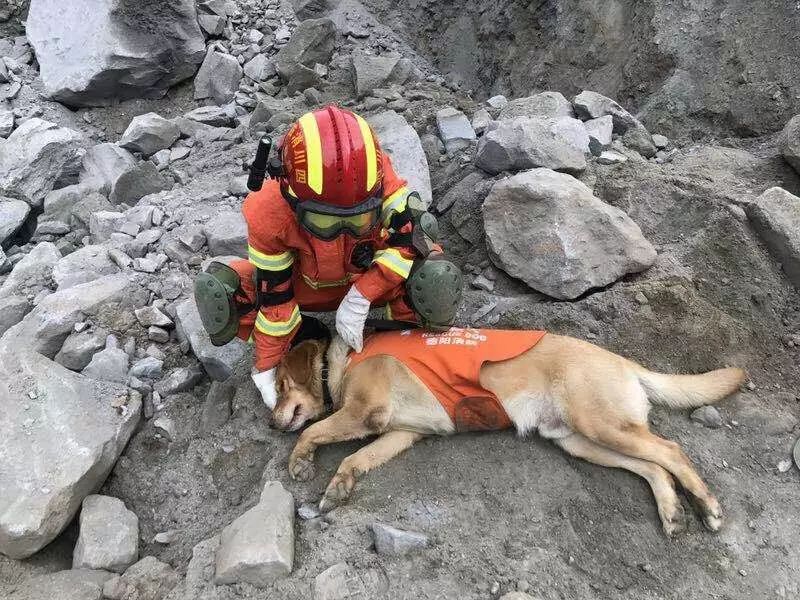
[{"left": 194, "top": 105, "right": 462, "bottom": 408}]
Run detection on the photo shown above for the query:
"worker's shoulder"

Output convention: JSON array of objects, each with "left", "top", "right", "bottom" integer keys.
[{"left": 242, "top": 180, "right": 294, "bottom": 227}]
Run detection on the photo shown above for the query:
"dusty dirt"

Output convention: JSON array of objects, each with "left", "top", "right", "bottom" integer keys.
[{"left": 2, "top": 0, "right": 800, "bottom": 598}]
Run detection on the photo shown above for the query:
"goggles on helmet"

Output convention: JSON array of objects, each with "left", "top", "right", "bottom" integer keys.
[{"left": 284, "top": 189, "right": 384, "bottom": 241}]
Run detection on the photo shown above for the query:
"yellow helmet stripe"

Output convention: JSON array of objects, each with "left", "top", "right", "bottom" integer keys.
[
  {"left": 354, "top": 114, "right": 378, "bottom": 192},
  {"left": 298, "top": 112, "right": 323, "bottom": 195}
]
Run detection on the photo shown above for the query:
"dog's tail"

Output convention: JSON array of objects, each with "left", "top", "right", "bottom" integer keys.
[{"left": 635, "top": 365, "right": 746, "bottom": 408}]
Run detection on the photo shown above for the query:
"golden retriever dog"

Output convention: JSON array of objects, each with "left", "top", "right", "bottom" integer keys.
[{"left": 270, "top": 328, "right": 745, "bottom": 536}]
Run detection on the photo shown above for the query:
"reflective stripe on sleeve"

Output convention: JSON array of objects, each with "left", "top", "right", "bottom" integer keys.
[
  {"left": 372, "top": 248, "right": 413, "bottom": 279},
  {"left": 248, "top": 246, "right": 294, "bottom": 271},
  {"left": 254, "top": 305, "right": 301, "bottom": 336}
]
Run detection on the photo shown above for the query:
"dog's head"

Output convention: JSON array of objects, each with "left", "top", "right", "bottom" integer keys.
[{"left": 271, "top": 339, "right": 328, "bottom": 431}]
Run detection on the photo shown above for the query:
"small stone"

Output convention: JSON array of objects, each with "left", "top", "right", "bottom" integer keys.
[
  {"left": 597, "top": 150, "right": 628, "bottom": 165},
  {"left": 371, "top": 523, "right": 428, "bottom": 556},
  {"left": 690, "top": 405, "right": 724, "bottom": 429},
  {"left": 154, "top": 530, "right": 178, "bottom": 544},
  {"left": 130, "top": 356, "right": 163, "bottom": 379},
  {"left": 777, "top": 459, "right": 792, "bottom": 473},
  {"left": 154, "top": 365, "right": 204, "bottom": 395},
  {"left": 119, "top": 112, "right": 181, "bottom": 158},
  {"left": 436, "top": 106, "right": 476, "bottom": 153},
  {"left": 471, "top": 274, "right": 495, "bottom": 292},
  {"left": 153, "top": 416, "right": 176, "bottom": 441},
  {"left": 652, "top": 134, "right": 670, "bottom": 149},
  {"left": 486, "top": 95, "right": 508, "bottom": 109},
  {"left": 298, "top": 503, "right": 320, "bottom": 520},
  {"left": 135, "top": 306, "right": 173, "bottom": 328},
  {"left": 148, "top": 326, "right": 170, "bottom": 343}
]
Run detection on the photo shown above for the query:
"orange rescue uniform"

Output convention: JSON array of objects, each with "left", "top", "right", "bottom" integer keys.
[
  {"left": 233, "top": 153, "right": 417, "bottom": 371},
  {"left": 347, "top": 328, "right": 547, "bottom": 432}
]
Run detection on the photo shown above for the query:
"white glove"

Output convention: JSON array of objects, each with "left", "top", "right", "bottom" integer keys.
[
  {"left": 335, "top": 285, "right": 371, "bottom": 352},
  {"left": 252, "top": 367, "right": 278, "bottom": 409}
]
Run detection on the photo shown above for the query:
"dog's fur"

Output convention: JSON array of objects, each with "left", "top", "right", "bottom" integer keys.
[{"left": 270, "top": 332, "right": 745, "bottom": 535}]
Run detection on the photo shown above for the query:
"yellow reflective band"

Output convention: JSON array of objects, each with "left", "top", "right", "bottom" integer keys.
[
  {"left": 298, "top": 112, "right": 323, "bottom": 195},
  {"left": 381, "top": 186, "right": 409, "bottom": 224},
  {"left": 301, "top": 273, "right": 352, "bottom": 289},
  {"left": 373, "top": 249, "right": 413, "bottom": 279},
  {"left": 354, "top": 114, "right": 378, "bottom": 192},
  {"left": 255, "top": 306, "right": 301, "bottom": 336},
  {"left": 385, "top": 304, "right": 393, "bottom": 320},
  {"left": 248, "top": 246, "right": 294, "bottom": 271}
]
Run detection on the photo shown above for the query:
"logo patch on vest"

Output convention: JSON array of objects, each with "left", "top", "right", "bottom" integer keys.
[{"left": 453, "top": 396, "right": 513, "bottom": 432}]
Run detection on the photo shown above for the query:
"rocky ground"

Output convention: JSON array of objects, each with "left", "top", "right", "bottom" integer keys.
[{"left": 1, "top": 1, "right": 800, "bottom": 599}]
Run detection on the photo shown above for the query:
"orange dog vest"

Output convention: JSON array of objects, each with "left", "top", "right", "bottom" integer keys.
[{"left": 347, "top": 328, "right": 547, "bottom": 432}]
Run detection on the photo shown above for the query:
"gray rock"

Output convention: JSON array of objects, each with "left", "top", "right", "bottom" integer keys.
[
  {"left": 153, "top": 416, "right": 176, "bottom": 441},
  {"left": 351, "top": 52, "right": 409, "bottom": 97},
  {"left": 371, "top": 523, "right": 429, "bottom": 556},
  {"left": 0, "top": 105, "right": 13, "bottom": 137},
  {"left": 35, "top": 220, "right": 70, "bottom": 236},
  {"left": 80, "top": 143, "right": 169, "bottom": 205},
  {"left": 445, "top": 172, "right": 491, "bottom": 245},
  {"left": 53, "top": 245, "right": 119, "bottom": 290},
  {"left": 622, "top": 124, "right": 657, "bottom": 158},
  {"left": 26, "top": 0, "right": 205, "bottom": 107},
  {"left": 690, "top": 405, "right": 724, "bottom": 429},
  {"left": 0, "top": 197, "right": 29, "bottom": 244},
  {"left": 0, "top": 275, "right": 139, "bottom": 558},
  {"left": 7, "top": 569, "right": 114, "bottom": 600},
  {"left": 55, "top": 330, "right": 106, "bottom": 371},
  {"left": 194, "top": 50, "right": 243, "bottom": 105},
  {"left": 471, "top": 108, "right": 492, "bottom": 136},
  {"left": 154, "top": 365, "right": 204, "bottom": 395},
  {"left": 584, "top": 115, "right": 613, "bottom": 150},
  {"left": 597, "top": 150, "right": 628, "bottom": 165},
  {"left": 0, "top": 118, "right": 85, "bottom": 207},
  {"left": 73, "top": 495, "right": 139, "bottom": 573},
  {"left": 89, "top": 211, "right": 125, "bottom": 243},
  {"left": 368, "top": 110, "right": 432, "bottom": 207},
  {"left": 175, "top": 298, "right": 247, "bottom": 381},
  {"left": 499, "top": 594, "right": 538, "bottom": 600},
  {"left": 130, "top": 356, "right": 163, "bottom": 379},
  {"left": 243, "top": 54, "right": 276, "bottom": 82},
  {"left": 498, "top": 92, "right": 574, "bottom": 120},
  {"left": 0, "top": 294, "right": 30, "bottom": 337},
  {"left": 148, "top": 326, "right": 170, "bottom": 343},
  {"left": 780, "top": 115, "right": 800, "bottom": 175},
  {"left": 82, "top": 342, "right": 130, "bottom": 384},
  {"left": 103, "top": 556, "right": 179, "bottom": 600},
  {"left": 472, "top": 274, "right": 495, "bottom": 292},
  {"left": 198, "top": 13, "right": 226, "bottom": 36},
  {"left": 486, "top": 95, "right": 508, "bottom": 109},
  {"left": 184, "top": 106, "right": 234, "bottom": 128},
  {"left": 483, "top": 169, "right": 656, "bottom": 300},
  {"left": 746, "top": 187, "right": 800, "bottom": 288},
  {"left": 275, "top": 18, "right": 335, "bottom": 82},
  {"left": 0, "top": 241, "right": 61, "bottom": 299},
  {"left": 119, "top": 113, "right": 181, "bottom": 157},
  {"left": 70, "top": 192, "right": 114, "bottom": 230},
  {"left": 0, "top": 246, "right": 9, "bottom": 274},
  {"left": 436, "top": 107, "right": 477, "bottom": 153},
  {"left": 314, "top": 562, "right": 388, "bottom": 600},
  {"left": 202, "top": 380, "right": 234, "bottom": 431},
  {"left": 214, "top": 481, "right": 294, "bottom": 586},
  {"left": 203, "top": 210, "right": 247, "bottom": 257},
  {"left": 652, "top": 134, "right": 670, "bottom": 149},
  {"left": 475, "top": 116, "right": 589, "bottom": 175},
  {"left": 43, "top": 183, "right": 89, "bottom": 223},
  {"left": 573, "top": 90, "right": 639, "bottom": 134},
  {"left": 200, "top": 0, "right": 237, "bottom": 17},
  {"left": 135, "top": 306, "right": 173, "bottom": 328},
  {"left": 297, "top": 503, "right": 320, "bottom": 520}
]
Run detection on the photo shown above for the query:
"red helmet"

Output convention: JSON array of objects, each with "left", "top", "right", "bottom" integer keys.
[{"left": 280, "top": 105, "right": 384, "bottom": 209}]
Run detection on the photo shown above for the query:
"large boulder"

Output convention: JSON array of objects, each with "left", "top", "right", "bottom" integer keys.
[
  {"left": 367, "top": 110, "right": 432, "bottom": 207},
  {"left": 79, "top": 143, "right": 169, "bottom": 205},
  {"left": 7, "top": 569, "right": 114, "bottom": 600},
  {"left": 780, "top": 115, "right": 800, "bottom": 175},
  {"left": 475, "top": 116, "right": 589, "bottom": 175},
  {"left": 0, "top": 119, "right": 85, "bottom": 207},
  {"left": 0, "top": 275, "right": 141, "bottom": 559},
  {"left": 483, "top": 169, "right": 656, "bottom": 300},
  {"left": 350, "top": 51, "right": 411, "bottom": 97},
  {"left": 203, "top": 211, "right": 247, "bottom": 257},
  {"left": 0, "top": 295, "right": 30, "bottom": 337},
  {"left": 52, "top": 245, "right": 119, "bottom": 290},
  {"left": 26, "top": 0, "right": 206, "bottom": 107},
  {"left": 746, "top": 187, "right": 800, "bottom": 289},
  {"left": 572, "top": 90, "right": 639, "bottom": 134},
  {"left": 73, "top": 495, "right": 139, "bottom": 573},
  {"left": 194, "top": 50, "right": 243, "bottom": 106},
  {"left": 214, "top": 481, "right": 294, "bottom": 586},
  {"left": 275, "top": 18, "right": 336, "bottom": 81},
  {"left": 498, "top": 91, "right": 575, "bottom": 120},
  {"left": 0, "top": 197, "right": 29, "bottom": 244},
  {"left": 175, "top": 298, "right": 247, "bottom": 381}
]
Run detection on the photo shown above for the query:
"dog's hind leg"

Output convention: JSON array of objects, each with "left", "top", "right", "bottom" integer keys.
[
  {"left": 319, "top": 430, "right": 424, "bottom": 512},
  {"left": 577, "top": 421, "right": 723, "bottom": 532},
  {"left": 555, "top": 432, "right": 685, "bottom": 537}
]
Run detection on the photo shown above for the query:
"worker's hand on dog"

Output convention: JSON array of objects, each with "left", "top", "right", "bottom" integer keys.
[
  {"left": 251, "top": 367, "right": 278, "bottom": 409},
  {"left": 335, "top": 285, "right": 370, "bottom": 352}
]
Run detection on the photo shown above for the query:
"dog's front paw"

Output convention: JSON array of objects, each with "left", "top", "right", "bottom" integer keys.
[
  {"left": 319, "top": 471, "right": 357, "bottom": 512},
  {"left": 700, "top": 499, "right": 723, "bottom": 532},
  {"left": 289, "top": 454, "right": 316, "bottom": 481},
  {"left": 660, "top": 501, "right": 687, "bottom": 538}
]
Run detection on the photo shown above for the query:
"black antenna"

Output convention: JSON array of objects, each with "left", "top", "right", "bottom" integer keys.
[{"left": 247, "top": 137, "right": 272, "bottom": 192}]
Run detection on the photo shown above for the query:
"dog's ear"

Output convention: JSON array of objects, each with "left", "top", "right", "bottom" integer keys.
[{"left": 281, "top": 340, "right": 320, "bottom": 386}]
